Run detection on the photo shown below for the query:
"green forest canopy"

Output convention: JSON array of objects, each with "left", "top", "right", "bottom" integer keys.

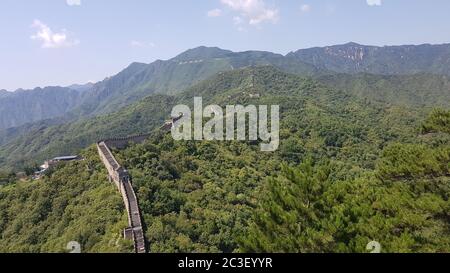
[{"left": 0, "top": 67, "right": 449, "bottom": 253}]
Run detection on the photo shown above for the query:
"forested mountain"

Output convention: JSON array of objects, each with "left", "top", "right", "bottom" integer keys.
[
  {"left": 0, "top": 95, "right": 175, "bottom": 169},
  {"left": 72, "top": 47, "right": 320, "bottom": 117},
  {"left": 0, "top": 148, "right": 132, "bottom": 252},
  {"left": 0, "top": 66, "right": 448, "bottom": 253},
  {"left": 2, "top": 43, "right": 450, "bottom": 132},
  {"left": 1, "top": 43, "right": 450, "bottom": 253},
  {"left": 0, "top": 86, "right": 84, "bottom": 130},
  {"left": 288, "top": 42, "right": 450, "bottom": 75},
  {"left": 1, "top": 65, "right": 450, "bottom": 171},
  {"left": 0, "top": 47, "right": 318, "bottom": 132},
  {"left": 318, "top": 73, "right": 450, "bottom": 107},
  {"left": 0, "top": 47, "right": 289, "bottom": 145},
  {"left": 0, "top": 67, "right": 412, "bottom": 169}
]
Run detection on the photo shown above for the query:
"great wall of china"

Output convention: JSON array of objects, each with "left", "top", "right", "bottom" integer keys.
[
  {"left": 96, "top": 118, "right": 179, "bottom": 253},
  {"left": 97, "top": 141, "right": 147, "bottom": 253}
]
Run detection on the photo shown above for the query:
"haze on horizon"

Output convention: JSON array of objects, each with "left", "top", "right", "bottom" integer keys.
[{"left": 1, "top": 0, "right": 449, "bottom": 91}]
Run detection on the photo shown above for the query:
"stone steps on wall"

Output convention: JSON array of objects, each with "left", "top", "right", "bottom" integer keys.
[
  {"left": 96, "top": 139, "right": 148, "bottom": 254},
  {"left": 95, "top": 118, "right": 178, "bottom": 253}
]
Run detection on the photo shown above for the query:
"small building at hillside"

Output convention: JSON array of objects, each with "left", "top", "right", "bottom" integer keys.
[
  {"left": 41, "top": 156, "right": 80, "bottom": 170},
  {"left": 34, "top": 155, "right": 80, "bottom": 180}
]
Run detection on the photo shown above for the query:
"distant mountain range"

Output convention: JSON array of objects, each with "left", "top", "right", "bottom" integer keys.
[
  {"left": 0, "top": 86, "right": 84, "bottom": 130},
  {"left": 71, "top": 46, "right": 320, "bottom": 118},
  {"left": 1, "top": 43, "right": 450, "bottom": 131},
  {"left": 0, "top": 47, "right": 321, "bottom": 131},
  {"left": 288, "top": 42, "right": 450, "bottom": 75}
]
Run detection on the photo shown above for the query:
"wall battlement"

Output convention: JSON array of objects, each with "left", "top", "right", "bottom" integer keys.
[{"left": 104, "top": 133, "right": 152, "bottom": 149}]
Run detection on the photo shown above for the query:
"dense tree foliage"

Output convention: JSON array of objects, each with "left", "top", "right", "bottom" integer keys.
[
  {"left": 0, "top": 147, "right": 133, "bottom": 253},
  {"left": 318, "top": 73, "right": 450, "bottom": 108},
  {"left": 241, "top": 154, "right": 449, "bottom": 253},
  {"left": 0, "top": 95, "right": 175, "bottom": 171},
  {"left": 422, "top": 109, "right": 450, "bottom": 134},
  {"left": 241, "top": 109, "right": 449, "bottom": 253},
  {"left": 0, "top": 171, "right": 15, "bottom": 186},
  {"left": 0, "top": 67, "right": 448, "bottom": 253},
  {"left": 240, "top": 159, "right": 334, "bottom": 253}
]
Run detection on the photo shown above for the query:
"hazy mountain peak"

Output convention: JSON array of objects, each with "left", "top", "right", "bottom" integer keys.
[
  {"left": 343, "top": 42, "right": 363, "bottom": 47},
  {"left": 129, "top": 61, "right": 148, "bottom": 67},
  {"left": 0, "top": 90, "right": 10, "bottom": 98},
  {"left": 173, "top": 46, "right": 233, "bottom": 61},
  {"left": 124, "top": 62, "right": 148, "bottom": 72}
]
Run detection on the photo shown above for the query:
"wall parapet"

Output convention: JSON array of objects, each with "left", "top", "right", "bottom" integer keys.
[
  {"left": 95, "top": 117, "right": 179, "bottom": 253},
  {"left": 104, "top": 133, "right": 152, "bottom": 150},
  {"left": 96, "top": 137, "right": 148, "bottom": 254}
]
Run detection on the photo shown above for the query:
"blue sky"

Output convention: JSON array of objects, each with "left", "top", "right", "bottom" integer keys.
[{"left": 1, "top": 0, "right": 449, "bottom": 90}]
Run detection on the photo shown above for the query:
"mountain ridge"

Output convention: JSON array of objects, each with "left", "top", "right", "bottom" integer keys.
[
  {"left": 1, "top": 65, "right": 448, "bottom": 171},
  {"left": 288, "top": 42, "right": 450, "bottom": 75},
  {"left": 0, "top": 86, "right": 84, "bottom": 130},
  {"left": 2, "top": 42, "right": 450, "bottom": 133}
]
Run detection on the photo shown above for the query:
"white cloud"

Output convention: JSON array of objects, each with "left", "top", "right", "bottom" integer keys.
[
  {"left": 233, "top": 16, "right": 243, "bottom": 25},
  {"left": 221, "top": 0, "right": 279, "bottom": 25},
  {"left": 207, "top": 8, "right": 222, "bottom": 17},
  {"left": 30, "top": 20, "right": 79, "bottom": 49},
  {"left": 367, "top": 0, "right": 382, "bottom": 6},
  {"left": 300, "top": 4, "right": 311, "bottom": 13},
  {"left": 232, "top": 16, "right": 247, "bottom": 31},
  {"left": 130, "top": 40, "right": 156, "bottom": 48},
  {"left": 66, "top": 0, "right": 81, "bottom": 6}
]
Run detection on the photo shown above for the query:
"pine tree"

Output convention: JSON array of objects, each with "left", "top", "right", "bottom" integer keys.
[{"left": 240, "top": 158, "right": 333, "bottom": 253}]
